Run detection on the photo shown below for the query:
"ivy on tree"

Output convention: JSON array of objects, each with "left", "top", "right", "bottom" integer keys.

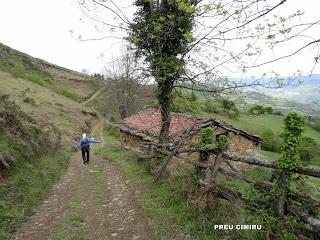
[
  {"left": 277, "top": 112, "right": 305, "bottom": 171},
  {"left": 128, "top": 0, "right": 196, "bottom": 143}
]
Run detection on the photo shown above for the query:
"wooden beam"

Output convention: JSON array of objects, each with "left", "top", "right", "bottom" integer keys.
[
  {"left": 287, "top": 205, "right": 320, "bottom": 231},
  {"left": 222, "top": 153, "right": 320, "bottom": 178}
]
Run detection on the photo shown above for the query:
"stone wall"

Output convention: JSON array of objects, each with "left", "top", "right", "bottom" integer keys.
[
  {"left": 181, "top": 126, "right": 260, "bottom": 158},
  {"left": 120, "top": 130, "right": 145, "bottom": 151}
]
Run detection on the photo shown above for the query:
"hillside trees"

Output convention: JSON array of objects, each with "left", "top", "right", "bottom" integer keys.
[
  {"left": 103, "top": 50, "right": 152, "bottom": 119},
  {"left": 78, "top": 0, "right": 320, "bottom": 144},
  {"left": 248, "top": 104, "right": 274, "bottom": 115}
]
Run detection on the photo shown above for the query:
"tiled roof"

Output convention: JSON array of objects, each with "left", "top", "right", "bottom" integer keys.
[
  {"left": 117, "top": 109, "right": 263, "bottom": 143},
  {"left": 121, "top": 109, "right": 203, "bottom": 139}
]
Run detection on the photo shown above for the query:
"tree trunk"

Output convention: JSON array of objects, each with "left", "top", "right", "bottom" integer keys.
[
  {"left": 158, "top": 80, "right": 173, "bottom": 144},
  {"left": 159, "top": 103, "right": 171, "bottom": 144}
]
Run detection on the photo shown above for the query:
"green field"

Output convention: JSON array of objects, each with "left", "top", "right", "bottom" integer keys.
[{"left": 209, "top": 113, "right": 320, "bottom": 143}]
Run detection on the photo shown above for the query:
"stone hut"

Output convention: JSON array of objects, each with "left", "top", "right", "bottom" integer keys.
[{"left": 116, "top": 109, "right": 263, "bottom": 158}]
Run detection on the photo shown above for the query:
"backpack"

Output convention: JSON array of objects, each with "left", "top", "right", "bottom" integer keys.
[{"left": 80, "top": 138, "right": 90, "bottom": 151}]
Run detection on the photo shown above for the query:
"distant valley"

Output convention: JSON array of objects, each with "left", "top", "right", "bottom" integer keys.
[{"left": 230, "top": 74, "right": 320, "bottom": 117}]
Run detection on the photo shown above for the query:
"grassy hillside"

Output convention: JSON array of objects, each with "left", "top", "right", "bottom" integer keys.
[
  {"left": 210, "top": 113, "right": 320, "bottom": 143},
  {"left": 0, "top": 43, "right": 102, "bottom": 102},
  {"left": 0, "top": 43, "right": 102, "bottom": 239}
]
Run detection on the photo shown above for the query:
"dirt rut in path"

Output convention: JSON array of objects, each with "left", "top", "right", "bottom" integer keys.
[
  {"left": 12, "top": 151, "right": 154, "bottom": 240},
  {"left": 99, "top": 158, "right": 154, "bottom": 240}
]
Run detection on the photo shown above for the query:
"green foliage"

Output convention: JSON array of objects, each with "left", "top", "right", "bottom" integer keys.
[
  {"left": 129, "top": 0, "right": 197, "bottom": 142},
  {"left": 216, "top": 135, "right": 229, "bottom": 152},
  {"left": 13, "top": 64, "right": 49, "bottom": 86},
  {"left": 307, "top": 116, "right": 320, "bottom": 132},
  {"left": 13, "top": 64, "right": 26, "bottom": 78},
  {"left": 248, "top": 104, "right": 273, "bottom": 115},
  {"left": 171, "top": 90, "right": 240, "bottom": 120},
  {"left": 56, "top": 86, "right": 83, "bottom": 102},
  {"left": 204, "top": 100, "right": 222, "bottom": 113},
  {"left": 264, "top": 106, "right": 274, "bottom": 114},
  {"left": 298, "top": 136, "right": 319, "bottom": 161},
  {"left": 199, "top": 127, "right": 214, "bottom": 162},
  {"left": 0, "top": 95, "right": 60, "bottom": 170},
  {"left": 221, "top": 99, "right": 240, "bottom": 119},
  {"left": 261, "top": 128, "right": 281, "bottom": 153},
  {"left": 129, "top": 0, "right": 195, "bottom": 84},
  {"left": 170, "top": 90, "right": 204, "bottom": 114},
  {"left": 277, "top": 112, "right": 305, "bottom": 171}
]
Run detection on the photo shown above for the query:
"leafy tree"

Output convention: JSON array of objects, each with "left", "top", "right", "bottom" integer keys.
[
  {"left": 264, "top": 106, "right": 274, "bottom": 114},
  {"left": 91, "top": 73, "right": 105, "bottom": 80},
  {"left": 204, "top": 100, "right": 221, "bottom": 114},
  {"left": 221, "top": 99, "right": 236, "bottom": 111},
  {"left": 248, "top": 104, "right": 273, "bottom": 115},
  {"left": 298, "top": 136, "right": 318, "bottom": 161},
  {"left": 128, "top": 0, "right": 196, "bottom": 143},
  {"left": 261, "top": 128, "right": 281, "bottom": 152}
]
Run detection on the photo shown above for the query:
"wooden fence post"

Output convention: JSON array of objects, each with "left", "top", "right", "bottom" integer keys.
[
  {"left": 208, "top": 135, "right": 228, "bottom": 182},
  {"left": 275, "top": 170, "right": 292, "bottom": 217},
  {"left": 208, "top": 152, "right": 223, "bottom": 182}
]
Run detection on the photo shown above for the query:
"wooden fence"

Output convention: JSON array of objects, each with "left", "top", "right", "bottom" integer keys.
[{"left": 144, "top": 136, "right": 320, "bottom": 235}]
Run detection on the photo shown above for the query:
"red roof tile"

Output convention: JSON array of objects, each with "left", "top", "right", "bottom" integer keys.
[
  {"left": 118, "top": 109, "right": 263, "bottom": 143},
  {"left": 122, "top": 109, "right": 202, "bottom": 139}
]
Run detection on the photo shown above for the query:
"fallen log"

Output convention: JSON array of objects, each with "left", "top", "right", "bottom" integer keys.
[
  {"left": 287, "top": 205, "right": 320, "bottom": 231},
  {"left": 198, "top": 179, "right": 245, "bottom": 204}
]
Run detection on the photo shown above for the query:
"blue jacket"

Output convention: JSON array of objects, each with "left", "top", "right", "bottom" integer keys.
[
  {"left": 80, "top": 137, "right": 100, "bottom": 146},
  {"left": 79, "top": 137, "right": 88, "bottom": 147}
]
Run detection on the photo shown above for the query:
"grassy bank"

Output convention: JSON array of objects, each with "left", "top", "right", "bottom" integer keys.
[
  {"left": 95, "top": 125, "right": 302, "bottom": 240},
  {"left": 0, "top": 147, "right": 71, "bottom": 240}
]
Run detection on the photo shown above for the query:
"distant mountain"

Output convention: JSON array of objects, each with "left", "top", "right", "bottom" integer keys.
[
  {"left": 261, "top": 74, "right": 320, "bottom": 113},
  {"left": 229, "top": 91, "right": 320, "bottom": 117},
  {"left": 225, "top": 74, "right": 320, "bottom": 116}
]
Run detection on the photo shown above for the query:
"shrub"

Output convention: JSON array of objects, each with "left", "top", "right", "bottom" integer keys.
[
  {"left": 261, "top": 128, "right": 281, "bottom": 152},
  {"left": 298, "top": 136, "right": 318, "bottom": 161},
  {"left": 56, "top": 86, "right": 83, "bottom": 102},
  {"left": 199, "top": 127, "right": 214, "bottom": 162},
  {"left": 25, "top": 73, "right": 46, "bottom": 86},
  {"left": 248, "top": 104, "right": 273, "bottom": 115},
  {"left": 13, "top": 64, "right": 26, "bottom": 78},
  {"left": 204, "top": 100, "right": 221, "bottom": 113}
]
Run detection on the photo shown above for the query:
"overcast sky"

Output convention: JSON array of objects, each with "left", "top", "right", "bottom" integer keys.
[{"left": 0, "top": 0, "right": 319, "bottom": 76}]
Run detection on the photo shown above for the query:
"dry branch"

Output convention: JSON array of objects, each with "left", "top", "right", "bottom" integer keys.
[{"left": 198, "top": 179, "right": 245, "bottom": 204}]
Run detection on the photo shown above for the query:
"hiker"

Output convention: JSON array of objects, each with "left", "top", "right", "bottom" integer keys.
[{"left": 80, "top": 133, "right": 90, "bottom": 164}]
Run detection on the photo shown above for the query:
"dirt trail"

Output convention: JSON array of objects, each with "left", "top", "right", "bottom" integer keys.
[
  {"left": 83, "top": 86, "right": 107, "bottom": 105},
  {"left": 12, "top": 121, "right": 154, "bottom": 240}
]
